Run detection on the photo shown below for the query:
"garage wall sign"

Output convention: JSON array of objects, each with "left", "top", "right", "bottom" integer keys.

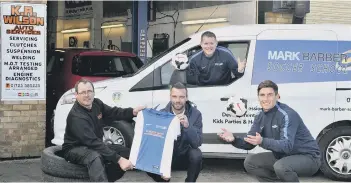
[
  {"left": 137, "top": 1, "right": 147, "bottom": 62},
  {"left": 1, "top": 2, "right": 46, "bottom": 100}
]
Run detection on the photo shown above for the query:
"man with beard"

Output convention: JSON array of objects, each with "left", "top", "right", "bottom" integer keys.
[{"left": 147, "top": 82, "right": 203, "bottom": 182}]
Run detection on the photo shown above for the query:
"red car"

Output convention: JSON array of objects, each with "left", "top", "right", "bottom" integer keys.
[{"left": 46, "top": 48, "right": 143, "bottom": 146}]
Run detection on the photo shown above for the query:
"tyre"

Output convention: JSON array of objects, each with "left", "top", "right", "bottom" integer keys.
[
  {"left": 41, "top": 146, "right": 89, "bottom": 179},
  {"left": 319, "top": 126, "right": 351, "bottom": 181},
  {"left": 103, "top": 120, "right": 134, "bottom": 148}
]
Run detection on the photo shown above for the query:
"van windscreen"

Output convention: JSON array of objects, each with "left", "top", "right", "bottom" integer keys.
[{"left": 131, "top": 37, "right": 191, "bottom": 76}]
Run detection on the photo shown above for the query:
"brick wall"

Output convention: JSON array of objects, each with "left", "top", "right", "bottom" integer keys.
[
  {"left": 306, "top": 1, "right": 351, "bottom": 24},
  {"left": 0, "top": 101, "right": 46, "bottom": 158},
  {"left": 265, "top": 1, "right": 351, "bottom": 25}
]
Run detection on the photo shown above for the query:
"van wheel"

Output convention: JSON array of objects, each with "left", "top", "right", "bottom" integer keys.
[
  {"left": 319, "top": 126, "right": 351, "bottom": 181},
  {"left": 103, "top": 121, "right": 134, "bottom": 148}
]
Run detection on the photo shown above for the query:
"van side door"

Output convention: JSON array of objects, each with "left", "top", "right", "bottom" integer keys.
[
  {"left": 335, "top": 41, "right": 351, "bottom": 123},
  {"left": 248, "top": 29, "right": 339, "bottom": 154},
  {"left": 152, "top": 36, "right": 257, "bottom": 154}
]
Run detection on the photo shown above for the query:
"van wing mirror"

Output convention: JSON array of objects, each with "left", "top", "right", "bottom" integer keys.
[{"left": 187, "top": 50, "right": 197, "bottom": 57}]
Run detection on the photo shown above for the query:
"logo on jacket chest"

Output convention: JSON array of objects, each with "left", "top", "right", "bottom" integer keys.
[{"left": 97, "top": 112, "right": 102, "bottom": 119}]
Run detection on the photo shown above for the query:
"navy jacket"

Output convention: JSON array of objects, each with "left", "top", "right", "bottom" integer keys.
[
  {"left": 232, "top": 102, "right": 321, "bottom": 159},
  {"left": 161, "top": 101, "right": 203, "bottom": 155},
  {"left": 186, "top": 46, "right": 244, "bottom": 86}
]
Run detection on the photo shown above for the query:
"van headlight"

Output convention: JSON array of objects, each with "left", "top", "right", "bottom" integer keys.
[
  {"left": 60, "top": 86, "right": 107, "bottom": 105},
  {"left": 61, "top": 92, "right": 76, "bottom": 105}
]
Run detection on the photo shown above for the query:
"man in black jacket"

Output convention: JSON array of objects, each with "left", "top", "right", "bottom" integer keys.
[
  {"left": 147, "top": 82, "right": 203, "bottom": 182},
  {"left": 62, "top": 78, "right": 145, "bottom": 182},
  {"left": 218, "top": 80, "right": 321, "bottom": 182}
]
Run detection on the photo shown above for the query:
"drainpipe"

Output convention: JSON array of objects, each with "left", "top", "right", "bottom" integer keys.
[{"left": 292, "top": 1, "right": 309, "bottom": 24}]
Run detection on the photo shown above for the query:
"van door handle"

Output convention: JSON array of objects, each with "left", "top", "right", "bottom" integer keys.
[{"left": 220, "top": 97, "right": 229, "bottom": 101}]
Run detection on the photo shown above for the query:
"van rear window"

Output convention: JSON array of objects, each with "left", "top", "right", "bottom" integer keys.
[{"left": 74, "top": 55, "right": 143, "bottom": 77}]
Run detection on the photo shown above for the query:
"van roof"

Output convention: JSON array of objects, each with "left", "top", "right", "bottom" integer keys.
[{"left": 190, "top": 24, "right": 351, "bottom": 40}]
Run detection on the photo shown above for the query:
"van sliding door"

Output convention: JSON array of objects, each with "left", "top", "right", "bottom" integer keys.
[
  {"left": 250, "top": 29, "right": 339, "bottom": 154},
  {"left": 335, "top": 41, "right": 351, "bottom": 122}
]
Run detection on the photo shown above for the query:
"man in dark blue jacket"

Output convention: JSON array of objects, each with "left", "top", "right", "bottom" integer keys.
[
  {"left": 186, "top": 31, "right": 246, "bottom": 86},
  {"left": 147, "top": 82, "right": 203, "bottom": 182},
  {"left": 218, "top": 80, "right": 321, "bottom": 182}
]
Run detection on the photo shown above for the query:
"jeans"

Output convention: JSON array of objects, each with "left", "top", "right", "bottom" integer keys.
[
  {"left": 244, "top": 152, "right": 321, "bottom": 182},
  {"left": 63, "top": 144, "right": 130, "bottom": 182},
  {"left": 147, "top": 148, "right": 203, "bottom": 182}
]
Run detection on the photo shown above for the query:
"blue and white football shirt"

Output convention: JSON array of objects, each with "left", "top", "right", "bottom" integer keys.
[{"left": 129, "top": 108, "right": 180, "bottom": 177}]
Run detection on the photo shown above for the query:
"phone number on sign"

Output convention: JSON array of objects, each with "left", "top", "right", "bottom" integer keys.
[
  {"left": 10, "top": 84, "right": 40, "bottom": 88},
  {"left": 267, "top": 62, "right": 347, "bottom": 74}
]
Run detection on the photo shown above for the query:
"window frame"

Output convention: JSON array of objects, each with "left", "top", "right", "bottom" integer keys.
[
  {"left": 130, "top": 40, "right": 251, "bottom": 92},
  {"left": 47, "top": 51, "right": 65, "bottom": 75},
  {"left": 184, "top": 41, "right": 251, "bottom": 88},
  {"left": 160, "top": 59, "right": 176, "bottom": 86}
]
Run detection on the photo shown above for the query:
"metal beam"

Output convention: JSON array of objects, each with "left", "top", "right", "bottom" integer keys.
[
  {"left": 132, "top": 1, "right": 148, "bottom": 62},
  {"left": 132, "top": 1, "right": 138, "bottom": 55}
]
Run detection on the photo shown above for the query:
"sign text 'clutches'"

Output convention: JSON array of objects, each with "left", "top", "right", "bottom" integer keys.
[{"left": 1, "top": 2, "right": 46, "bottom": 100}]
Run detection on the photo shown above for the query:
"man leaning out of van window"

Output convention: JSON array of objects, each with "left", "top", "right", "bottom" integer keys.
[
  {"left": 218, "top": 80, "right": 321, "bottom": 182},
  {"left": 186, "top": 31, "right": 247, "bottom": 86}
]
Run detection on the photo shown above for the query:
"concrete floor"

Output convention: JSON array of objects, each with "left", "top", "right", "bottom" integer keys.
[{"left": 0, "top": 158, "right": 334, "bottom": 182}]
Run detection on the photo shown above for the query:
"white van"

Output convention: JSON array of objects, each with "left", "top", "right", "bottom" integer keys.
[{"left": 52, "top": 24, "right": 351, "bottom": 181}]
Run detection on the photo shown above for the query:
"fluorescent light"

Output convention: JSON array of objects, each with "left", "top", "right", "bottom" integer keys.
[
  {"left": 182, "top": 18, "right": 228, "bottom": 25},
  {"left": 61, "top": 28, "right": 89, "bottom": 33},
  {"left": 101, "top": 24, "right": 124, "bottom": 29}
]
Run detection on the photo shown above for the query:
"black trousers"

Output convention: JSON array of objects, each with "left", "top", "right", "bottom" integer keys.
[
  {"left": 244, "top": 152, "right": 321, "bottom": 182},
  {"left": 147, "top": 148, "right": 203, "bottom": 182},
  {"left": 63, "top": 144, "right": 130, "bottom": 182}
]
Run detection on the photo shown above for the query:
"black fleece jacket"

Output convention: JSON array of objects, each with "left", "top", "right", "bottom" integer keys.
[{"left": 62, "top": 98, "right": 135, "bottom": 164}]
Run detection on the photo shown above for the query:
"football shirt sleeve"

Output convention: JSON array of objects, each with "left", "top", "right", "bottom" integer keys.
[
  {"left": 129, "top": 110, "right": 144, "bottom": 166},
  {"left": 172, "top": 117, "right": 180, "bottom": 140},
  {"left": 160, "top": 116, "right": 180, "bottom": 177}
]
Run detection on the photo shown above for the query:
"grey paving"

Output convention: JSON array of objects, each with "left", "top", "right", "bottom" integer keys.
[{"left": 0, "top": 158, "right": 333, "bottom": 182}]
